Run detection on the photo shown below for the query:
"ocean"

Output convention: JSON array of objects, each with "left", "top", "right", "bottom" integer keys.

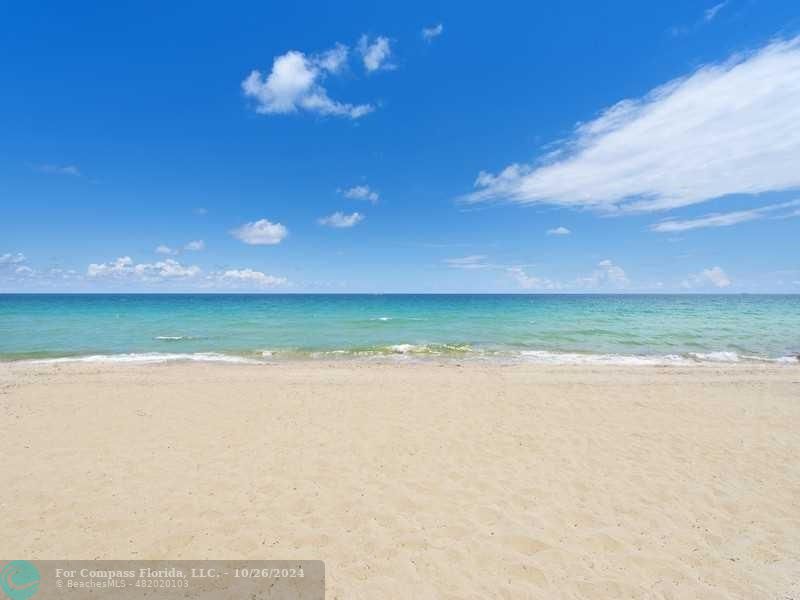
[{"left": 1, "top": 294, "right": 798, "bottom": 364}]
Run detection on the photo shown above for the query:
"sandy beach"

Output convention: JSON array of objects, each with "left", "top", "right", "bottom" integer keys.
[{"left": 1, "top": 360, "right": 799, "bottom": 599}]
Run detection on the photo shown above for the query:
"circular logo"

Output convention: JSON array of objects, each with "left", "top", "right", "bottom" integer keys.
[{"left": 0, "top": 562, "right": 40, "bottom": 600}]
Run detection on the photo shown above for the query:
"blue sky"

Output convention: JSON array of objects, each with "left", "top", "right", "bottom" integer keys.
[{"left": 1, "top": 0, "right": 799, "bottom": 292}]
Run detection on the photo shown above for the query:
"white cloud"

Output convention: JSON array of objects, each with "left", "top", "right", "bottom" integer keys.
[
  {"left": 651, "top": 199, "right": 800, "bottom": 232},
  {"left": 155, "top": 244, "right": 177, "bottom": 255},
  {"left": 0, "top": 252, "right": 26, "bottom": 266},
  {"left": 318, "top": 211, "right": 364, "bottom": 228},
  {"left": 444, "top": 255, "right": 489, "bottom": 269},
  {"left": 14, "top": 265, "right": 34, "bottom": 276},
  {"left": 422, "top": 24, "right": 444, "bottom": 41},
  {"left": 597, "top": 259, "right": 628, "bottom": 285},
  {"left": 36, "top": 164, "right": 81, "bottom": 177},
  {"left": 682, "top": 266, "right": 731, "bottom": 288},
  {"left": 342, "top": 185, "right": 379, "bottom": 203},
  {"left": 704, "top": 1, "right": 728, "bottom": 22},
  {"left": 242, "top": 47, "right": 373, "bottom": 119},
  {"left": 358, "top": 35, "right": 394, "bottom": 72},
  {"left": 317, "top": 43, "right": 349, "bottom": 73},
  {"left": 546, "top": 226, "right": 571, "bottom": 235},
  {"left": 464, "top": 37, "right": 800, "bottom": 214},
  {"left": 46, "top": 268, "right": 79, "bottom": 280},
  {"left": 184, "top": 240, "right": 205, "bottom": 251},
  {"left": 443, "top": 255, "right": 628, "bottom": 290},
  {"left": 87, "top": 257, "right": 200, "bottom": 281},
  {"left": 507, "top": 267, "right": 560, "bottom": 290},
  {"left": 217, "top": 268, "right": 287, "bottom": 288},
  {"left": 670, "top": 1, "right": 729, "bottom": 36},
  {"left": 231, "top": 219, "right": 288, "bottom": 245},
  {"left": 575, "top": 260, "right": 629, "bottom": 289}
]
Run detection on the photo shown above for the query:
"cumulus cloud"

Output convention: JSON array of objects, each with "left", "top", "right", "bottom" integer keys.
[
  {"left": 341, "top": 185, "right": 379, "bottom": 203},
  {"left": 422, "top": 24, "right": 444, "bottom": 41},
  {"left": 87, "top": 257, "right": 200, "bottom": 281},
  {"left": 507, "top": 267, "right": 560, "bottom": 290},
  {"left": 546, "top": 226, "right": 571, "bottom": 235},
  {"left": 464, "top": 37, "right": 800, "bottom": 214},
  {"left": 505, "top": 260, "right": 627, "bottom": 291},
  {"left": 155, "top": 244, "right": 177, "bottom": 255},
  {"left": 574, "top": 260, "right": 629, "bottom": 289},
  {"left": 83, "top": 256, "right": 288, "bottom": 289},
  {"left": 0, "top": 252, "right": 26, "bottom": 266},
  {"left": 217, "top": 268, "right": 287, "bottom": 288},
  {"left": 358, "top": 35, "right": 394, "bottom": 72},
  {"left": 242, "top": 47, "right": 373, "bottom": 118},
  {"left": 442, "top": 255, "right": 629, "bottom": 291},
  {"left": 444, "top": 255, "right": 489, "bottom": 269},
  {"left": 683, "top": 266, "right": 732, "bottom": 288},
  {"left": 317, "top": 211, "right": 364, "bottom": 228},
  {"left": 651, "top": 199, "right": 800, "bottom": 232},
  {"left": 231, "top": 219, "right": 288, "bottom": 245},
  {"left": 184, "top": 240, "right": 205, "bottom": 251}
]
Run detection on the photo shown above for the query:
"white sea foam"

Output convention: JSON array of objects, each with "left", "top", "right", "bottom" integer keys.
[
  {"left": 31, "top": 352, "right": 258, "bottom": 365},
  {"left": 21, "top": 348, "right": 797, "bottom": 366},
  {"left": 689, "top": 351, "right": 740, "bottom": 362},
  {"left": 518, "top": 350, "right": 689, "bottom": 365},
  {"left": 517, "top": 350, "right": 798, "bottom": 365},
  {"left": 388, "top": 344, "right": 419, "bottom": 353},
  {"left": 772, "top": 355, "right": 800, "bottom": 364}
]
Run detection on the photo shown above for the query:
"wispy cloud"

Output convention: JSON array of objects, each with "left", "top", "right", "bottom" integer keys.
[
  {"left": 155, "top": 244, "right": 177, "bottom": 255},
  {"left": 670, "top": 1, "right": 730, "bottom": 36},
  {"left": 464, "top": 37, "right": 800, "bottom": 214},
  {"left": 443, "top": 255, "right": 489, "bottom": 269},
  {"left": 651, "top": 199, "right": 800, "bottom": 232},
  {"left": 704, "top": 1, "right": 729, "bottom": 22},
  {"left": 318, "top": 211, "right": 364, "bottom": 228},
  {"left": 341, "top": 185, "right": 379, "bottom": 203},
  {"left": 231, "top": 219, "right": 288, "bottom": 245},
  {"left": 422, "top": 24, "right": 444, "bottom": 41},
  {"left": 35, "top": 164, "right": 81, "bottom": 177},
  {"left": 184, "top": 240, "right": 205, "bottom": 251},
  {"left": 546, "top": 226, "right": 571, "bottom": 236},
  {"left": 242, "top": 45, "right": 373, "bottom": 118},
  {"left": 358, "top": 35, "right": 394, "bottom": 72}
]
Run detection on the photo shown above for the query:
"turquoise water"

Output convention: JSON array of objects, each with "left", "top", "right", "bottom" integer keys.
[{"left": 0, "top": 294, "right": 798, "bottom": 364}]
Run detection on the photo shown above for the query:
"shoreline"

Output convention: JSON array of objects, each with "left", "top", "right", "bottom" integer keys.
[
  {"left": 2, "top": 361, "right": 799, "bottom": 598},
  {"left": 3, "top": 348, "right": 799, "bottom": 367}
]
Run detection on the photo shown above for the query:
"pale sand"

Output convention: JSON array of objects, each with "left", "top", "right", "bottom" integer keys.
[{"left": 1, "top": 361, "right": 799, "bottom": 599}]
